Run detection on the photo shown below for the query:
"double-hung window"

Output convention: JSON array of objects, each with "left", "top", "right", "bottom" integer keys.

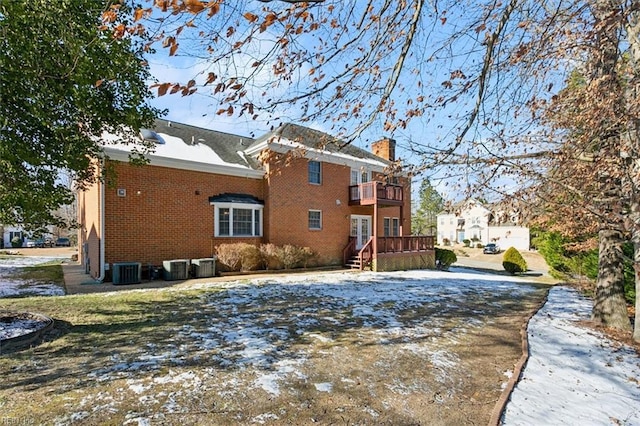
[
  {"left": 384, "top": 217, "right": 400, "bottom": 236},
  {"left": 392, "top": 218, "right": 400, "bottom": 236},
  {"left": 214, "top": 203, "right": 263, "bottom": 237},
  {"left": 350, "top": 169, "right": 370, "bottom": 185},
  {"left": 308, "top": 210, "right": 322, "bottom": 230},
  {"left": 308, "top": 161, "right": 321, "bottom": 184}
]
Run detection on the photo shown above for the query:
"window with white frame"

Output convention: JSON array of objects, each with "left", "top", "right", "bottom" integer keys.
[
  {"left": 350, "top": 168, "right": 371, "bottom": 185},
  {"left": 308, "top": 210, "right": 322, "bottom": 230},
  {"left": 384, "top": 217, "right": 400, "bottom": 236},
  {"left": 308, "top": 161, "right": 321, "bottom": 184},
  {"left": 214, "top": 203, "right": 263, "bottom": 237},
  {"left": 392, "top": 218, "right": 400, "bottom": 236}
]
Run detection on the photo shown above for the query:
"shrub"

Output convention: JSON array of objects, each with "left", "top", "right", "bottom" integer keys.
[
  {"left": 10, "top": 236, "right": 22, "bottom": 248},
  {"left": 442, "top": 238, "right": 451, "bottom": 246},
  {"left": 277, "top": 245, "right": 314, "bottom": 269},
  {"left": 476, "top": 243, "right": 483, "bottom": 249},
  {"left": 463, "top": 239, "right": 471, "bottom": 247},
  {"left": 503, "top": 247, "right": 528, "bottom": 274},
  {"left": 259, "top": 243, "right": 283, "bottom": 270},
  {"left": 435, "top": 247, "right": 457, "bottom": 270},
  {"left": 216, "top": 243, "right": 261, "bottom": 272}
]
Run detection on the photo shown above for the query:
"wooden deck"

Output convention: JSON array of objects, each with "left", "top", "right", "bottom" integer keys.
[
  {"left": 348, "top": 182, "right": 404, "bottom": 206},
  {"left": 344, "top": 236, "right": 435, "bottom": 270}
]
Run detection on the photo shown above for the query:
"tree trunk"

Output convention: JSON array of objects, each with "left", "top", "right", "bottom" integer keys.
[
  {"left": 623, "top": 0, "right": 640, "bottom": 342},
  {"left": 592, "top": 228, "right": 632, "bottom": 330},
  {"left": 634, "top": 240, "right": 640, "bottom": 341}
]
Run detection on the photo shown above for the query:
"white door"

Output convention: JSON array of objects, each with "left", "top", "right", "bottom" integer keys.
[{"left": 351, "top": 215, "right": 372, "bottom": 249}]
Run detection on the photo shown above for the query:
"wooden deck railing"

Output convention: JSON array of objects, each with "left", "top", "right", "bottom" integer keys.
[
  {"left": 348, "top": 181, "right": 403, "bottom": 205},
  {"left": 359, "top": 237, "right": 374, "bottom": 266},
  {"left": 343, "top": 237, "right": 357, "bottom": 265},
  {"left": 345, "top": 236, "right": 435, "bottom": 270},
  {"left": 376, "top": 236, "right": 435, "bottom": 253}
]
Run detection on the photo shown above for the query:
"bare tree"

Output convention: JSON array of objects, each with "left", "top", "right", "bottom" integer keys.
[{"left": 111, "top": 0, "right": 640, "bottom": 336}]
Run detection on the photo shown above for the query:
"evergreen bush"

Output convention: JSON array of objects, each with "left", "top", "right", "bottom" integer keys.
[
  {"left": 10, "top": 236, "right": 22, "bottom": 248},
  {"left": 502, "top": 247, "right": 528, "bottom": 274},
  {"left": 435, "top": 247, "right": 457, "bottom": 270}
]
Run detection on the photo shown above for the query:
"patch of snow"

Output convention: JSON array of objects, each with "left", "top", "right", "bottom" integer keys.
[
  {"left": 0, "top": 317, "right": 48, "bottom": 340},
  {"left": 251, "top": 413, "right": 280, "bottom": 424},
  {"left": 363, "top": 406, "right": 380, "bottom": 418},
  {"left": 0, "top": 256, "right": 66, "bottom": 298},
  {"left": 122, "top": 417, "right": 151, "bottom": 426},
  {"left": 306, "top": 333, "right": 333, "bottom": 343},
  {"left": 103, "top": 131, "right": 252, "bottom": 170},
  {"left": 253, "top": 358, "right": 307, "bottom": 396},
  {"left": 37, "top": 268, "right": 640, "bottom": 425},
  {"left": 502, "top": 286, "right": 640, "bottom": 425},
  {"left": 314, "top": 382, "right": 333, "bottom": 392}
]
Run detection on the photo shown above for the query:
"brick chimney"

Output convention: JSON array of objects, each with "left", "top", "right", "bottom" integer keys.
[{"left": 372, "top": 138, "right": 396, "bottom": 161}]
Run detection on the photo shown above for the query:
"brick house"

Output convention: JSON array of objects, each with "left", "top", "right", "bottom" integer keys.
[{"left": 78, "top": 120, "right": 434, "bottom": 280}]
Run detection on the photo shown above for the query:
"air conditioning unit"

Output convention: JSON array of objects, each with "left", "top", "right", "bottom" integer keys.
[
  {"left": 191, "top": 257, "right": 217, "bottom": 278},
  {"left": 112, "top": 262, "right": 142, "bottom": 285},
  {"left": 163, "top": 259, "right": 190, "bottom": 281}
]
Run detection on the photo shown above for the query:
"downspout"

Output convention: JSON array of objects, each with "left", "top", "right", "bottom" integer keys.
[{"left": 96, "top": 162, "right": 106, "bottom": 282}]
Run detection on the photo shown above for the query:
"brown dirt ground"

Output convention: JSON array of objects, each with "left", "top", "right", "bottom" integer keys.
[{"left": 0, "top": 266, "right": 549, "bottom": 425}]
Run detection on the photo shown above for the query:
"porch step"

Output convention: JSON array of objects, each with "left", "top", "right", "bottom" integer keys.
[{"left": 345, "top": 256, "right": 363, "bottom": 270}]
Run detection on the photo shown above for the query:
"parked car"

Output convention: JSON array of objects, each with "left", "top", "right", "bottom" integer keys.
[
  {"left": 24, "top": 240, "right": 37, "bottom": 248},
  {"left": 35, "top": 237, "right": 54, "bottom": 248},
  {"left": 55, "top": 237, "right": 71, "bottom": 247},
  {"left": 483, "top": 243, "right": 500, "bottom": 254}
]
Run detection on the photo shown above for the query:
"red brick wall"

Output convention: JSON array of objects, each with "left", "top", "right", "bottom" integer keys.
[
  {"left": 264, "top": 155, "right": 356, "bottom": 265},
  {"left": 263, "top": 154, "right": 413, "bottom": 265},
  {"left": 102, "top": 161, "right": 264, "bottom": 267},
  {"left": 80, "top": 154, "right": 414, "bottom": 276},
  {"left": 77, "top": 168, "right": 103, "bottom": 278}
]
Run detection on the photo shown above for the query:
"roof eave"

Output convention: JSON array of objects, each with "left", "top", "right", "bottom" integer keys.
[
  {"left": 244, "top": 137, "right": 390, "bottom": 171},
  {"left": 103, "top": 147, "right": 265, "bottom": 179}
]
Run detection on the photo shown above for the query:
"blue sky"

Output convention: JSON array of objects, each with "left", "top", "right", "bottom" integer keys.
[{"left": 140, "top": 1, "right": 567, "bottom": 204}]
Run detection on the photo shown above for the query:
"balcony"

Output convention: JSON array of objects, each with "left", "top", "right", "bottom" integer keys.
[{"left": 348, "top": 181, "right": 404, "bottom": 206}]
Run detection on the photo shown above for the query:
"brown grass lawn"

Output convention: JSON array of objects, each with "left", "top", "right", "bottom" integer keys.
[{"left": 0, "top": 269, "right": 549, "bottom": 425}]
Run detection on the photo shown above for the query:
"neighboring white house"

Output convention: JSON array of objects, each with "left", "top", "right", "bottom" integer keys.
[
  {"left": 436, "top": 199, "right": 530, "bottom": 251},
  {"left": 1, "top": 225, "right": 26, "bottom": 249}
]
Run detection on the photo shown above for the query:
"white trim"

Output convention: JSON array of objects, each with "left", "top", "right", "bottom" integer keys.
[
  {"left": 103, "top": 147, "right": 264, "bottom": 179},
  {"left": 350, "top": 214, "right": 372, "bottom": 250},
  {"left": 308, "top": 209, "right": 322, "bottom": 230},
  {"left": 212, "top": 202, "right": 264, "bottom": 237}
]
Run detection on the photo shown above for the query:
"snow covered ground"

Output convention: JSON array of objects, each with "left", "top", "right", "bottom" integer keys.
[
  {"left": 1, "top": 256, "right": 639, "bottom": 424},
  {"left": 501, "top": 285, "right": 640, "bottom": 425},
  {"left": 0, "top": 255, "right": 66, "bottom": 298}
]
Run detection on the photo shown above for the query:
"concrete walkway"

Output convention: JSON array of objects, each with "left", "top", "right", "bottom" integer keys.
[
  {"left": 62, "top": 262, "right": 349, "bottom": 295},
  {"left": 62, "top": 263, "right": 190, "bottom": 295}
]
